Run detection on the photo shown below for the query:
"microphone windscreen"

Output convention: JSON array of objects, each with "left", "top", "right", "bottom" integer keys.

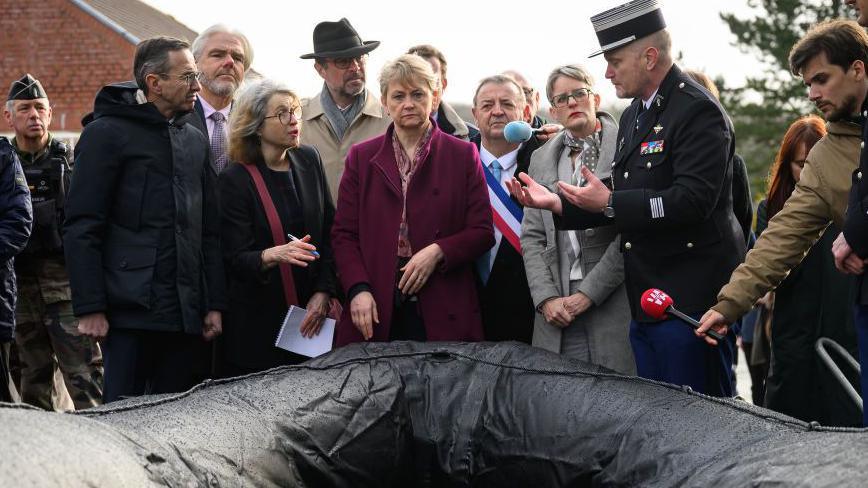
[
  {"left": 640, "top": 288, "right": 673, "bottom": 319},
  {"left": 503, "top": 120, "right": 533, "bottom": 143}
]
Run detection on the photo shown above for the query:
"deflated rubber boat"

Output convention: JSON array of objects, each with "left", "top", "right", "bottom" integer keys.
[{"left": 1, "top": 341, "right": 867, "bottom": 487}]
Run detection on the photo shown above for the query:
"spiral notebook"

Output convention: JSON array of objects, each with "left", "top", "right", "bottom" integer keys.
[{"left": 274, "top": 305, "right": 336, "bottom": 358}]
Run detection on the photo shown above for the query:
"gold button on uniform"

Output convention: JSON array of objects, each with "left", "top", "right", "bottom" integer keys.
[
  {"left": 686, "top": 242, "right": 694, "bottom": 249},
  {"left": 625, "top": 242, "right": 632, "bottom": 250},
  {"left": 646, "top": 161, "right": 652, "bottom": 169},
  {"left": 623, "top": 171, "right": 629, "bottom": 179},
  {"left": 678, "top": 82, "right": 685, "bottom": 89},
  {"left": 859, "top": 171, "right": 863, "bottom": 180},
  {"left": 861, "top": 141, "right": 865, "bottom": 149}
]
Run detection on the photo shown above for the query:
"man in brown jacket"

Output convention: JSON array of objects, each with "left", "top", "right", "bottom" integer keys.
[
  {"left": 300, "top": 18, "right": 390, "bottom": 198},
  {"left": 698, "top": 21, "right": 868, "bottom": 343}
]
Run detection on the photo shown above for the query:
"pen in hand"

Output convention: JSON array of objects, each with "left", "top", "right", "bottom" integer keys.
[{"left": 287, "top": 233, "right": 320, "bottom": 258}]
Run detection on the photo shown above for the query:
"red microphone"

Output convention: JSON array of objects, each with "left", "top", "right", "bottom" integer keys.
[{"left": 640, "top": 288, "right": 725, "bottom": 342}]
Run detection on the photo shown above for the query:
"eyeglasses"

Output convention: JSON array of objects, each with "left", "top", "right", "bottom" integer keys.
[
  {"left": 330, "top": 55, "right": 367, "bottom": 69},
  {"left": 550, "top": 88, "right": 594, "bottom": 108},
  {"left": 264, "top": 106, "right": 303, "bottom": 125},
  {"left": 159, "top": 71, "right": 205, "bottom": 86}
]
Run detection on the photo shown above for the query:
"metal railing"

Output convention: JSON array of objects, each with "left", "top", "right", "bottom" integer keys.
[{"left": 815, "top": 337, "right": 862, "bottom": 414}]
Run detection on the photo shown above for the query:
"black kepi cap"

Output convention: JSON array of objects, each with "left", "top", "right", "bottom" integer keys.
[
  {"left": 589, "top": 0, "right": 666, "bottom": 57},
  {"left": 7, "top": 73, "right": 48, "bottom": 101}
]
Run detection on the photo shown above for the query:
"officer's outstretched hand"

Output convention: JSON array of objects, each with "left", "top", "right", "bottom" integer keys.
[
  {"left": 557, "top": 166, "right": 611, "bottom": 213},
  {"left": 506, "top": 172, "right": 562, "bottom": 215},
  {"left": 697, "top": 309, "right": 728, "bottom": 346},
  {"left": 78, "top": 312, "right": 109, "bottom": 342}
]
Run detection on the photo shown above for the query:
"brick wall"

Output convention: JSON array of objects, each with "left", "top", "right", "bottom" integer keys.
[{"left": 0, "top": 0, "right": 136, "bottom": 133}]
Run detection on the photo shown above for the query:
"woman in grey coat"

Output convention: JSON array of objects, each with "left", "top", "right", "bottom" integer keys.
[{"left": 521, "top": 65, "right": 634, "bottom": 374}]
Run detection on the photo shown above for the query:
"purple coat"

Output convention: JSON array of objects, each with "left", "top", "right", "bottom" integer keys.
[{"left": 331, "top": 123, "right": 494, "bottom": 345}]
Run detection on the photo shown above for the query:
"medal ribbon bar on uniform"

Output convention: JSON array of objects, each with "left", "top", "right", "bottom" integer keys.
[{"left": 482, "top": 162, "right": 523, "bottom": 253}]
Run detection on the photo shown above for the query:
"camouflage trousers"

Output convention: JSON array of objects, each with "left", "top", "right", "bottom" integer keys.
[{"left": 15, "top": 282, "right": 103, "bottom": 410}]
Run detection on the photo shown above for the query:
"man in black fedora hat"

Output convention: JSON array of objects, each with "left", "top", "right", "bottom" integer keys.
[
  {"left": 507, "top": 0, "right": 744, "bottom": 397},
  {"left": 300, "top": 18, "right": 390, "bottom": 197}
]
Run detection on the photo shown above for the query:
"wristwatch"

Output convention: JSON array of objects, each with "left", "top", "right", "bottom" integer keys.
[{"left": 603, "top": 192, "right": 615, "bottom": 218}]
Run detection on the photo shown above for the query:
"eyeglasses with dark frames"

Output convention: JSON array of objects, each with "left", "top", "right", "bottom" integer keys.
[
  {"left": 329, "top": 55, "right": 367, "bottom": 69},
  {"left": 264, "top": 106, "right": 303, "bottom": 125},
  {"left": 550, "top": 88, "right": 594, "bottom": 108},
  {"left": 159, "top": 71, "right": 205, "bottom": 86}
]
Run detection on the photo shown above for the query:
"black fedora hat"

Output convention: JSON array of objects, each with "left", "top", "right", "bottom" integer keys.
[{"left": 300, "top": 18, "right": 380, "bottom": 59}]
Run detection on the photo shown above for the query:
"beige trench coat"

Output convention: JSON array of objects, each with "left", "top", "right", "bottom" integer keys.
[{"left": 300, "top": 89, "right": 391, "bottom": 197}]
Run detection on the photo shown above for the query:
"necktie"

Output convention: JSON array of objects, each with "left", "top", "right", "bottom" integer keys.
[
  {"left": 477, "top": 159, "right": 503, "bottom": 285},
  {"left": 210, "top": 111, "right": 228, "bottom": 173},
  {"left": 633, "top": 102, "right": 651, "bottom": 134},
  {"left": 634, "top": 103, "right": 648, "bottom": 133},
  {"left": 490, "top": 159, "right": 502, "bottom": 183}
]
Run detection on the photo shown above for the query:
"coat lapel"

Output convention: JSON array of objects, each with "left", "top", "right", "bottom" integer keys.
[
  {"left": 595, "top": 112, "right": 618, "bottom": 182},
  {"left": 369, "top": 127, "right": 403, "bottom": 197},
  {"left": 531, "top": 131, "right": 565, "bottom": 190},
  {"left": 621, "top": 98, "right": 660, "bottom": 162},
  {"left": 287, "top": 148, "right": 321, "bottom": 241},
  {"left": 615, "top": 65, "right": 681, "bottom": 167}
]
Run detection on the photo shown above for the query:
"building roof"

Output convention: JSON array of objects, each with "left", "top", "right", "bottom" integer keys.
[{"left": 73, "top": 0, "right": 198, "bottom": 44}]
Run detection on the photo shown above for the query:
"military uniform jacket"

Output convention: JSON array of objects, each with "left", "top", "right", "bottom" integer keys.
[
  {"left": 14, "top": 136, "right": 74, "bottom": 307},
  {"left": 557, "top": 65, "right": 745, "bottom": 321},
  {"left": 14, "top": 136, "right": 71, "bottom": 257}
]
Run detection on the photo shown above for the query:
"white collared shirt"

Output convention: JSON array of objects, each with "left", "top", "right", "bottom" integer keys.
[
  {"left": 479, "top": 144, "right": 521, "bottom": 269},
  {"left": 642, "top": 87, "right": 660, "bottom": 110},
  {"left": 198, "top": 95, "right": 231, "bottom": 142}
]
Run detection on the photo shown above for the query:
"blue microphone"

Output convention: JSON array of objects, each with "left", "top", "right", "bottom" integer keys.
[{"left": 503, "top": 120, "right": 537, "bottom": 143}]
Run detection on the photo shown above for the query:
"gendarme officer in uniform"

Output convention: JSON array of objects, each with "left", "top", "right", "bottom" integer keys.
[
  {"left": 3, "top": 74, "right": 103, "bottom": 410},
  {"left": 507, "top": 0, "right": 744, "bottom": 397}
]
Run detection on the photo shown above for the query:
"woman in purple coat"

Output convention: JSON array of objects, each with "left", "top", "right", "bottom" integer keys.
[{"left": 331, "top": 54, "right": 494, "bottom": 345}]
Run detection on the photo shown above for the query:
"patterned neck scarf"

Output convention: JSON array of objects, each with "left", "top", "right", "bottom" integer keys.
[
  {"left": 568, "top": 120, "right": 602, "bottom": 185},
  {"left": 563, "top": 130, "right": 583, "bottom": 150},
  {"left": 392, "top": 124, "right": 434, "bottom": 257}
]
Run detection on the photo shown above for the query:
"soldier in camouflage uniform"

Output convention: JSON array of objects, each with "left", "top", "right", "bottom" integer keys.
[{"left": 4, "top": 74, "right": 103, "bottom": 410}]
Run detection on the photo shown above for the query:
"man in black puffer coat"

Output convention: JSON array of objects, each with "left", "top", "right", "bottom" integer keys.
[{"left": 63, "top": 37, "right": 226, "bottom": 403}]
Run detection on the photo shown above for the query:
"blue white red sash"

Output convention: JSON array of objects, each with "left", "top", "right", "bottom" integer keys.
[{"left": 482, "top": 163, "right": 523, "bottom": 253}]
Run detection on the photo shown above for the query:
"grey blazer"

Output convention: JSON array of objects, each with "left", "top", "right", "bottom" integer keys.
[{"left": 521, "top": 112, "right": 635, "bottom": 374}]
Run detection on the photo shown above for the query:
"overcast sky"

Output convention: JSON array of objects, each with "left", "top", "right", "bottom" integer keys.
[{"left": 142, "top": 0, "right": 773, "bottom": 111}]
